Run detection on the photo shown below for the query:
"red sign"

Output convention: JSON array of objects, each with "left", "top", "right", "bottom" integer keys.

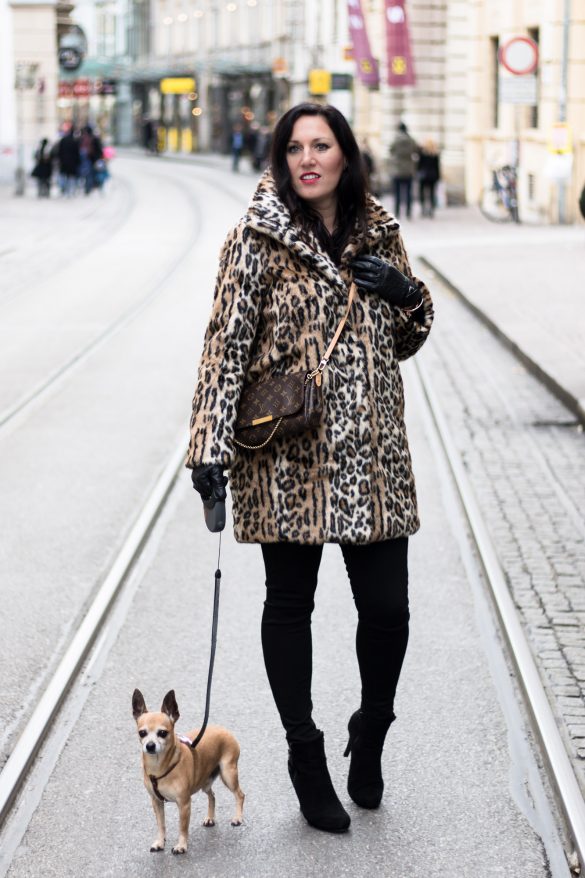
[
  {"left": 72, "top": 78, "right": 91, "bottom": 97},
  {"left": 499, "top": 36, "right": 538, "bottom": 76},
  {"left": 384, "top": 0, "right": 416, "bottom": 86}
]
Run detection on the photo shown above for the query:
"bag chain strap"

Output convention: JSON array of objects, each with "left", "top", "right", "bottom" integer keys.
[{"left": 234, "top": 417, "right": 283, "bottom": 450}]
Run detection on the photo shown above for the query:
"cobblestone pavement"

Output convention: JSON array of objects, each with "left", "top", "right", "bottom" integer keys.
[{"left": 416, "top": 267, "right": 585, "bottom": 785}]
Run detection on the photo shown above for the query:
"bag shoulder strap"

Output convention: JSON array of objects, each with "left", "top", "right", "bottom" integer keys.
[{"left": 308, "top": 282, "right": 356, "bottom": 380}]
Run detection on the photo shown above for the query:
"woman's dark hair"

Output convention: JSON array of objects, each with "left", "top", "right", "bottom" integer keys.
[{"left": 269, "top": 103, "right": 368, "bottom": 263}]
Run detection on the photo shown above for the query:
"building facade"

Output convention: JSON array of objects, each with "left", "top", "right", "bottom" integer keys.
[
  {"left": 1, "top": 0, "right": 583, "bottom": 221},
  {"left": 0, "top": 0, "right": 61, "bottom": 184},
  {"left": 464, "top": 0, "right": 584, "bottom": 223}
]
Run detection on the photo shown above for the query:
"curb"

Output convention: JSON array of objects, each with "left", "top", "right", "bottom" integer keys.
[{"left": 419, "top": 255, "right": 585, "bottom": 428}]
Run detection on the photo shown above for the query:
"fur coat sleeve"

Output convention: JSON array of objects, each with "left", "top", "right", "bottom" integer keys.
[
  {"left": 186, "top": 225, "right": 262, "bottom": 469},
  {"left": 384, "top": 232, "right": 433, "bottom": 362}
]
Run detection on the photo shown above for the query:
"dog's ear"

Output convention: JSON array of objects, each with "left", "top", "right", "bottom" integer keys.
[
  {"left": 132, "top": 689, "right": 147, "bottom": 720},
  {"left": 161, "top": 690, "right": 180, "bottom": 724}
]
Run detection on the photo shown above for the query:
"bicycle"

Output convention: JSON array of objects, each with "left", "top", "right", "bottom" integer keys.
[{"left": 479, "top": 165, "right": 520, "bottom": 223}]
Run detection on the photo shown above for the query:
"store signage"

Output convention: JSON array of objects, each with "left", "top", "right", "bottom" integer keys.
[
  {"left": 72, "top": 78, "right": 91, "bottom": 97},
  {"left": 499, "top": 37, "right": 538, "bottom": 76},
  {"left": 59, "top": 47, "right": 82, "bottom": 72},
  {"left": 385, "top": 0, "right": 416, "bottom": 86},
  {"left": 95, "top": 78, "right": 117, "bottom": 95},
  {"left": 346, "top": 0, "right": 379, "bottom": 88},
  {"left": 331, "top": 73, "right": 352, "bottom": 91},
  {"left": 160, "top": 77, "right": 196, "bottom": 94},
  {"left": 548, "top": 122, "right": 572, "bottom": 155},
  {"left": 272, "top": 57, "right": 288, "bottom": 77},
  {"left": 15, "top": 62, "right": 38, "bottom": 89},
  {"left": 308, "top": 69, "right": 332, "bottom": 95}
]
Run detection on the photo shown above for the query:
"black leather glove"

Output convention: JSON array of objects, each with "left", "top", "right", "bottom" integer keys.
[
  {"left": 351, "top": 255, "right": 422, "bottom": 311},
  {"left": 191, "top": 463, "right": 227, "bottom": 504}
]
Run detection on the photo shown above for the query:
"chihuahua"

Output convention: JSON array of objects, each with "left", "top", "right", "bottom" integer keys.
[{"left": 132, "top": 689, "right": 245, "bottom": 854}]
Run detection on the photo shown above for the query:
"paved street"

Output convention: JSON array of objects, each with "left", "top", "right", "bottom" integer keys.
[{"left": 0, "top": 154, "right": 581, "bottom": 876}]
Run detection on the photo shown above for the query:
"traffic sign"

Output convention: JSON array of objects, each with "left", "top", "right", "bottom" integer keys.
[
  {"left": 499, "top": 74, "right": 537, "bottom": 105},
  {"left": 499, "top": 36, "right": 538, "bottom": 75}
]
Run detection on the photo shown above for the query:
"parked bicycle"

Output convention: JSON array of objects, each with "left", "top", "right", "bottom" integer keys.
[{"left": 480, "top": 165, "right": 520, "bottom": 223}]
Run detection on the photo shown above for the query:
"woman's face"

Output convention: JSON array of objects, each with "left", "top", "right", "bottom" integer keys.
[{"left": 286, "top": 115, "right": 346, "bottom": 210}]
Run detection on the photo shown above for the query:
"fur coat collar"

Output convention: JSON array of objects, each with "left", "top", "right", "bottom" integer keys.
[{"left": 243, "top": 170, "right": 400, "bottom": 290}]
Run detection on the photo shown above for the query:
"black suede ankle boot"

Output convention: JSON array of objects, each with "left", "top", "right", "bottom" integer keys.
[
  {"left": 344, "top": 710, "right": 394, "bottom": 809},
  {"left": 288, "top": 732, "right": 351, "bottom": 833}
]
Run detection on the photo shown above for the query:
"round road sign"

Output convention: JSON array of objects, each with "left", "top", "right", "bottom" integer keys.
[{"left": 498, "top": 36, "right": 538, "bottom": 76}]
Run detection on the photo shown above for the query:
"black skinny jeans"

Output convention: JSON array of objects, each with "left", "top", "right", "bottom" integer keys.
[{"left": 261, "top": 539, "right": 410, "bottom": 743}]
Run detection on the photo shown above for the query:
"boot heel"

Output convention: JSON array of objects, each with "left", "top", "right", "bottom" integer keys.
[{"left": 343, "top": 709, "right": 361, "bottom": 758}]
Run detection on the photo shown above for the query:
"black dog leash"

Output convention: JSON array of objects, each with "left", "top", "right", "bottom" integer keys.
[{"left": 190, "top": 503, "right": 224, "bottom": 751}]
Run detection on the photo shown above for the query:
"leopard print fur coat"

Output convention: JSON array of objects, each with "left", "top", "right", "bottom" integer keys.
[{"left": 187, "top": 170, "right": 434, "bottom": 544}]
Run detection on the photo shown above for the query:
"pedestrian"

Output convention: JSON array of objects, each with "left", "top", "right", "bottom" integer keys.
[
  {"left": 31, "top": 138, "right": 53, "bottom": 197},
  {"left": 231, "top": 124, "right": 244, "bottom": 172},
  {"left": 79, "top": 125, "right": 104, "bottom": 195},
  {"left": 187, "top": 102, "right": 434, "bottom": 834},
  {"left": 360, "top": 138, "right": 376, "bottom": 194},
  {"left": 252, "top": 124, "right": 271, "bottom": 172},
  {"left": 417, "top": 138, "right": 441, "bottom": 218},
  {"left": 389, "top": 122, "right": 419, "bottom": 219},
  {"left": 142, "top": 116, "right": 158, "bottom": 154},
  {"left": 56, "top": 126, "right": 80, "bottom": 197}
]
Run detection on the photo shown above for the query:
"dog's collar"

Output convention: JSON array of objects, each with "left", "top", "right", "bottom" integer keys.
[{"left": 148, "top": 740, "right": 190, "bottom": 802}]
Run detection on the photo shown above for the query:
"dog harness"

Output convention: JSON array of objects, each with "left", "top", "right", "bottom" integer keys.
[{"left": 148, "top": 740, "right": 192, "bottom": 802}]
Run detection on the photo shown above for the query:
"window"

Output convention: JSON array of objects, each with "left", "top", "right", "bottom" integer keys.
[
  {"left": 490, "top": 36, "right": 500, "bottom": 128},
  {"left": 527, "top": 27, "right": 540, "bottom": 128}
]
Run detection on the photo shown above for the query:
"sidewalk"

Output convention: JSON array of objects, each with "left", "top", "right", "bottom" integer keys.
[{"left": 391, "top": 204, "right": 585, "bottom": 424}]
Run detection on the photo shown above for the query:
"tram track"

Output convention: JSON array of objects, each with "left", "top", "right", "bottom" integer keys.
[
  {"left": 0, "top": 160, "right": 250, "bottom": 758},
  {"left": 0, "top": 176, "right": 136, "bottom": 310},
  {"left": 0, "top": 161, "right": 252, "bottom": 437},
  {"left": 0, "top": 170, "right": 203, "bottom": 435},
  {"left": 0, "top": 161, "right": 252, "bottom": 837},
  {"left": 410, "top": 356, "right": 585, "bottom": 872},
  {"left": 1, "top": 165, "right": 583, "bottom": 873},
  {"left": 2, "top": 340, "right": 582, "bottom": 869}
]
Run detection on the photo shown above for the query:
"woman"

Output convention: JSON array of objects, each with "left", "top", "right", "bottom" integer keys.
[
  {"left": 31, "top": 138, "right": 53, "bottom": 197},
  {"left": 187, "top": 103, "right": 433, "bottom": 834}
]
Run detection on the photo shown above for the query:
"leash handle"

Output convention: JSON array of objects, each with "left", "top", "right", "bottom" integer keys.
[{"left": 191, "top": 533, "right": 222, "bottom": 750}]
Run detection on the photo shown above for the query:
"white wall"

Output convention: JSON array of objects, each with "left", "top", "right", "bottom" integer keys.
[{"left": 0, "top": 0, "right": 17, "bottom": 182}]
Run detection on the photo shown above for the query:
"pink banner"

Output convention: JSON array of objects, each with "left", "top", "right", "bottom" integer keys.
[
  {"left": 347, "top": 0, "right": 380, "bottom": 88},
  {"left": 385, "top": 0, "right": 416, "bottom": 86}
]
